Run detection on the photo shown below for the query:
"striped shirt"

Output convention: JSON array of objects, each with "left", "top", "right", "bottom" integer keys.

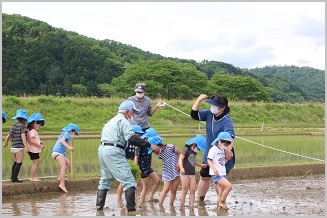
[
  {"left": 158, "top": 144, "right": 180, "bottom": 182},
  {"left": 8, "top": 122, "right": 28, "bottom": 148}
]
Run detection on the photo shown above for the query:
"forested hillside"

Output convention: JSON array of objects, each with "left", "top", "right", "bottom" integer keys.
[{"left": 2, "top": 14, "right": 325, "bottom": 102}]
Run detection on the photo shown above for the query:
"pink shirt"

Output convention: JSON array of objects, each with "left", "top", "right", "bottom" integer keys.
[{"left": 28, "top": 129, "right": 42, "bottom": 153}]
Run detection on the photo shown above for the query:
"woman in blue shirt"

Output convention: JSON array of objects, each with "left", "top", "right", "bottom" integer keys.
[{"left": 190, "top": 94, "right": 235, "bottom": 204}]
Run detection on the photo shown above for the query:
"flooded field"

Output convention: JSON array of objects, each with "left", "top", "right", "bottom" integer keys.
[{"left": 2, "top": 174, "right": 325, "bottom": 216}]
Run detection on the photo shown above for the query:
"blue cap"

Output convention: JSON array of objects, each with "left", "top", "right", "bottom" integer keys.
[
  {"left": 141, "top": 128, "right": 157, "bottom": 139},
  {"left": 2, "top": 111, "right": 7, "bottom": 122},
  {"left": 12, "top": 109, "right": 28, "bottom": 120},
  {"left": 185, "top": 134, "right": 206, "bottom": 151},
  {"left": 147, "top": 135, "right": 163, "bottom": 154},
  {"left": 62, "top": 123, "right": 80, "bottom": 135},
  {"left": 132, "top": 124, "right": 144, "bottom": 134},
  {"left": 27, "top": 113, "right": 45, "bottom": 124},
  {"left": 119, "top": 100, "right": 140, "bottom": 115},
  {"left": 211, "top": 132, "right": 234, "bottom": 146},
  {"left": 148, "top": 136, "right": 163, "bottom": 146}
]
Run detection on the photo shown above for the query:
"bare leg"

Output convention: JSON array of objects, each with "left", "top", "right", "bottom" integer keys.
[
  {"left": 180, "top": 175, "right": 190, "bottom": 207},
  {"left": 197, "top": 176, "right": 210, "bottom": 202},
  {"left": 117, "top": 183, "right": 123, "bottom": 201},
  {"left": 189, "top": 176, "right": 196, "bottom": 208},
  {"left": 57, "top": 156, "right": 70, "bottom": 193},
  {"left": 30, "top": 158, "right": 40, "bottom": 181},
  {"left": 169, "top": 177, "right": 180, "bottom": 205},
  {"left": 140, "top": 177, "right": 149, "bottom": 204},
  {"left": 159, "top": 181, "right": 171, "bottom": 205},
  {"left": 148, "top": 172, "right": 161, "bottom": 201}
]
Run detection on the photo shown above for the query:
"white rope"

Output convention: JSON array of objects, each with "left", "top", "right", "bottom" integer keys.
[{"left": 160, "top": 100, "right": 325, "bottom": 162}]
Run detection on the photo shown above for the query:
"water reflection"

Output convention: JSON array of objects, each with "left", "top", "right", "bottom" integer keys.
[{"left": 2, "top": 175, "right": 325, "bottom": 216}]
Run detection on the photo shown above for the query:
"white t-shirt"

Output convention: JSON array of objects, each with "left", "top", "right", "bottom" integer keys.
[{"left": 207, "top": 145, "right": 226, "bottom": 176}]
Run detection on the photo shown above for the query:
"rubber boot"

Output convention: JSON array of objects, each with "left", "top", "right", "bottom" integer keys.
[
  {"left": 12, "top": 162, "right": 22, "bottom": 182},
  {"left": 96, "top": 189, "right": 108, "bottom": 210},
  {"left": 10, "top": 161, "right": 17, "bottom": 180},
  {"left": 125, "top": 187, "right": 136, "bottom": 212}
]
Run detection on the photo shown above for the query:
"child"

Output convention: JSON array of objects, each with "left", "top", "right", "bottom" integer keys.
[
  {"left": 2, "top": 110, "right": 7, "bottom": 123},
  {"left": 178, "top": 134, "right": 207, "bottom": 208},
  {"left": 117, "top": 124, "right": 144, "bottom": 201},
  {"left": 3, "top": 109, "right": 29, "bottom": 183},
  {"left": 207, "top": 132, "right": 234, "bottom": 210},
  {"left": 135, "top": 128, "right": 161, "bottom": 204},
  {"left": 51, "top": 123, "right": 80, "bottom": 193},
  {"left": 152, "top": 136, "right": 181, "bottom": 205},
  {"left": 26, "top": 113, "right": 45, "bottom": 182}
]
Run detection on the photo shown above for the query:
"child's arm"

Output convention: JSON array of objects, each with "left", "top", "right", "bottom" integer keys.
[
  {"left": 207, "top": 158, "right": 218, "bottom": 176},
  {"left": 29, "top": 137, "right": 45, "bottom": 149},
  {"left": 3, "top": 134, "right": 11, "bottom": 148},
  {"left": 195, "top": 161, "right": 207, "bottom": 168},
  {"left": 178, "top": 154, "right": 185, "bottom": 174},
  {"left": 60, "top": 137, "right": 74, "bottom": 151},
  {"left": 134, "top": 155, "right": 139, "bottom": 165},
  {"left": 21, "top": 132, "right": 28, "bottom": 151}
]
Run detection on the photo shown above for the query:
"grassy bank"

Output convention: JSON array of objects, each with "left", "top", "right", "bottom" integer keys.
[{"left": 2, "top": 96, "right": 325, "bottom": 132}]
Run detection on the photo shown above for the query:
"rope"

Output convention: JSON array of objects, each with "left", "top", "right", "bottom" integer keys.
[{"left": 160, "top": 100, "right": 324, "bottom": 162}]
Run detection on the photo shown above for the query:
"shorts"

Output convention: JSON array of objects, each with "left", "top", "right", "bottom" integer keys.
[
  {"left": 200, "top": 164, "right": 210, "bottom": 177},
  {"left": 28, "top": 152, "right": 40, "bottom": 160},
  {"left": 11, "top": 148, "right": 24, "bottom": 154},
  {"left": 212, "top": 175, "right": 227, "bottom": 184},
  {"left": 51, "top": 152, "right": 64, "bottom": 160},
  {"left": 141, "top": 167, "right": 154, "bottom": 178}
]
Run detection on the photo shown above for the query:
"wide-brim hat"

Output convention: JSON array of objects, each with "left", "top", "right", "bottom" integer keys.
[
  {"left": 185, "top": 134, "right": 206, "bottom": 151},
  {"left": 211, "top": 132, "right": 234, "bottom": 145},
  {"left": 141, "top": 128, "right": 157, "bottom": 139},
  {"left": 12, "top": 109, "right": 28, "bottom": 120},
  {"left": 132, "top": 124, "right": 145, "bottom": 134}
]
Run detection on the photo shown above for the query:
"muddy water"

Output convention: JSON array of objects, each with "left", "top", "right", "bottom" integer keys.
[{"left": 2, "top": 174, "right": 325, "bottom": 216}]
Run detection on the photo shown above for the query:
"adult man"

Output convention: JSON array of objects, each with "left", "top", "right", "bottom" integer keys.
[
  {"left": 96, "top": 100, "right": 159, "bottom": 212},
  {"left": 128, "top": 83, "right": 164, "bottom": 132}
]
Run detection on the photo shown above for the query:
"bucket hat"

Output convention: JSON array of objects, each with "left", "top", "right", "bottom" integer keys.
[
  {"left": 62, "top": 123, "right": 80, "bottom": 135},
  {"left": 185, "top": 134, "right": 206, "bottom": 151},
  {"left": 27, "top": 113, "right": 45, "bottom": 125},
  {"left": 141, "top": 128, "right": 157, "bottom": 140},
  {"left": 12, "top": 109, "right": 28, "bottom": 120},
  {"left": 148, "top": 136, "right": 163, "bottom": 146},
  {"left": 2, "top": 111, "right": 7, "bottom": 123},
  {"left": 211, "top": 132, "right": 234, "bottom": 146},
  {"left": 132, "top": 124, "right": 144, "bottom": 134}
]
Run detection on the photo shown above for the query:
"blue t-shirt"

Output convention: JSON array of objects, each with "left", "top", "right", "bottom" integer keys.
[{"left": 52, "top": 131, "right": 71, "bottom": 156}]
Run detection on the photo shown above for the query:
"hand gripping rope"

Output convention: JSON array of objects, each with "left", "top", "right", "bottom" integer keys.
[{"left": 159, "top": 100, "right": 324, "bottom": 162}]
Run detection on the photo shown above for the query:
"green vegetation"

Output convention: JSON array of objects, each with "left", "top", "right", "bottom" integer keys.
[
  {"left": 2, "top": 96, "right": 325, "bottom": 133},
  {"left": 2, "top": 14, "right": 325, "bottom": 102},
  {"left": 2, "top": 136, "right": 324, "bottom": 180}
]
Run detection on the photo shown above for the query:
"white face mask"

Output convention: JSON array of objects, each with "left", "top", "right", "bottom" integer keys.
[
  {"left": 193, "top": 148, "right": 199, "bottom": 153},
  {"left": 210, "top": 105, "right": 223, "bottom": 115},
  {"left": 70, "top": 133, "right": 75, "bottom": 139},
  {"left": 136, "top": 93, "right": 144, "bottom": 98},
  {"left": 128, "top": 116, "right": 136, "bottom": 124}
]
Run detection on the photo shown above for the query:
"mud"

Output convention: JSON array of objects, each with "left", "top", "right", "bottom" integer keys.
[
  {"left": 2, "top": 174, "right": 325, "bottom": 216},
  {"left": 2, "top": 162, "right": 324, "bottom": 197}
]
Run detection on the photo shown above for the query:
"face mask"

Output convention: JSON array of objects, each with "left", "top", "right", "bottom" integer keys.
[
  {"left": 128, "top": 116, "right": 136, "bottom": 124},
  {"left": 193, "top": 148, "right": 199, "bottom": 153},
  {"left": 70, "top": 133, "right": 75, "bottom": 139},
  {"left": 210, "top": 105, "right": 223, "bottom": 115},
  {"left": 136, "top": 93, "right": 144, "bottom": 98}
]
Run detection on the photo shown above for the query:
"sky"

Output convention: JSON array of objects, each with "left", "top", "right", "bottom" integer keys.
[{"left": 2, "top": 1, "right": 325, "bottom": 70}]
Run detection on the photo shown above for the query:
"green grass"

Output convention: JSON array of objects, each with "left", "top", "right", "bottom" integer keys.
[{"left": 2, "top": 135, "right": 324, "bottom": 180}]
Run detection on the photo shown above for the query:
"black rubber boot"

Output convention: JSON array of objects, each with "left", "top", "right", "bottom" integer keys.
[
  {"left": 12, "top": 162, "right": 22, "bottom": 182},
  {"left": 10, "top": 161, "right": 17, "bottom": 180},
  {"left": 96, "top": 189, "right": 108, "bottom": 210},
  {"left": 125, "top": 187, "right": 136, "bottom": 212}
]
